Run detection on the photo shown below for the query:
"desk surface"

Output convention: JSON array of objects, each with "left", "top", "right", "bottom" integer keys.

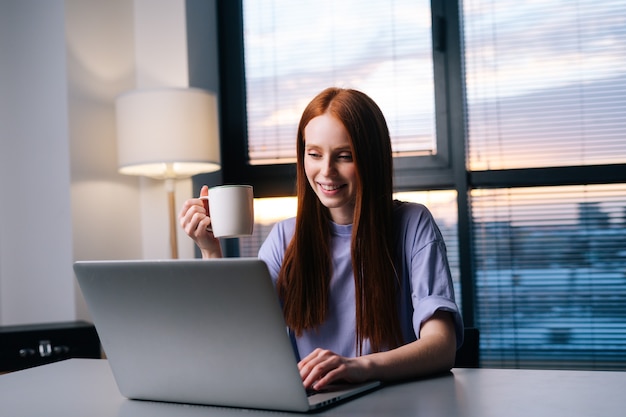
[{"left": 2, "top": 359, "right": 625, "bottom": 417}]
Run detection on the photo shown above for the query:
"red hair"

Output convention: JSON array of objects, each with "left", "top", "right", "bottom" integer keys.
[{"left": 276, "top": 88, "right": 402, "bottom": 353}]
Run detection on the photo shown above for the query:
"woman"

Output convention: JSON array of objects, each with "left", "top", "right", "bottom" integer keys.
[{"left": 179, "top": 87, "right": 463, "bottom": 391}]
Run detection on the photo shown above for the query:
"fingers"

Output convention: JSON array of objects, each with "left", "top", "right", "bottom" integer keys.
[
  {"left": 178, "top": 199, "right": 208, "bottom": 233},
  {"left": 176, "top": 186, "right": 223, "bottom": 258},
  {"left": 178, "top": 186, "right": 213, "bottom": 239},
  {"left": 298, "top": 349, "right": 349, "bottom": 390},
  {"left": 200, "top": 185, "right": 209, "bottom": 214}
]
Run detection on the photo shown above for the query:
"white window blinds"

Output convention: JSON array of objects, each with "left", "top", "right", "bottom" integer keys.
[
  {"left": 243, "top": 0, "right": 436, "bottom": 164},
  {"left": 472, "top": 185, "right": 626, "bottom": 369},
  {"left": 464, "top": 0, "right": 626, "bottom": 171},
  {"left": 464, "top": 0, "right": 626, "bottom": 370}
]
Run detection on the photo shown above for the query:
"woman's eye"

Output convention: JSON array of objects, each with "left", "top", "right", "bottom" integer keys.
[
  {"left": 307, "top": 152, "right": 322, "bottom": 158},
  {"left": 338, "top": 154, "right": 353, "bottom": 161}
]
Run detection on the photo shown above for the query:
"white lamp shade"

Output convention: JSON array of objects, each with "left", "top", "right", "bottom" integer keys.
[{"left": 115, "top": 87, "right": 221, "bottom": 179}]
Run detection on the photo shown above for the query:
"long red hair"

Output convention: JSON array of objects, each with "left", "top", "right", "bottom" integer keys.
[{"left": 276, "top": 87, "right": 402, "bottom": 354}]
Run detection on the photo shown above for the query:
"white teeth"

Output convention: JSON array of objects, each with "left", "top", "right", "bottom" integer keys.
[{"left": 320, "top": 184, "right": 341, "bottom": 191}]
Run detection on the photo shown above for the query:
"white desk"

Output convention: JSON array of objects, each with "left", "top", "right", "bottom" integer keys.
[{"left": 1, "top": 359, "right": 625, "bottom": 416}]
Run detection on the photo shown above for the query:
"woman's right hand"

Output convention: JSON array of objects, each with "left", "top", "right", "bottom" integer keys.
[{"left": 178, "top": 185, "right": 223, "bottom": 258}]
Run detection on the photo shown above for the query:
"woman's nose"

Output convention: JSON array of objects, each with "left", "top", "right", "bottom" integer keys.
[{"left": 320, "top": 158, "right": 337, "bottom": 176}]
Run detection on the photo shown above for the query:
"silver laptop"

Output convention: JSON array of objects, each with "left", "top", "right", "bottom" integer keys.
[{"left": 73, "top": 258, "right": 380, "bottom": 412}]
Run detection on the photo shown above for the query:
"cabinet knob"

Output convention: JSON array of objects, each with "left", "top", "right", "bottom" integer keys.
[{"left": 38, "top": 340, "right": 52, "bottom": 357}]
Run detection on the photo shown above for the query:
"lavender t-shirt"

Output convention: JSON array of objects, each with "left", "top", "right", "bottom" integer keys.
[{"left": 258, "top": 201, "right": 464, "bottom": 359}]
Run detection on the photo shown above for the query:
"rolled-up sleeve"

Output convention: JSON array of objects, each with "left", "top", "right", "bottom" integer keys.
[{"left": 398, "top": 204, "right": 464, "bottom": 348}]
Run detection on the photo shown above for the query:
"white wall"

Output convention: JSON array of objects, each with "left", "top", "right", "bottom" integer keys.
[
  {"left": 0, "top": 0, "right": 219, "bottom": 325},
  {"left": 0, "top": 0, "right": 76, "bottom": 325},
  {"left": 65, "top": 0, "right": 142, "bottom": 322},
  {"left": 131, "top": 0, "right": 199, "bottom": 261}
]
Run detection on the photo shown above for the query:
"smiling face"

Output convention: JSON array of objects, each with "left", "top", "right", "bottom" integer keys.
[{"left": 303, "top": 113, "right": 357, "bottom": 225}]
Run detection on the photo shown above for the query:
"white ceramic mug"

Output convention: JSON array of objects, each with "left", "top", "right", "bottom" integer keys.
[{"left": 204, "top": 185, "right": 254, "bottom": 238}]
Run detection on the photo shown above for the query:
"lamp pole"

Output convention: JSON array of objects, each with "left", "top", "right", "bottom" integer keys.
[{"left": 165, "top": 178, "right": 178, "bottom": 259}]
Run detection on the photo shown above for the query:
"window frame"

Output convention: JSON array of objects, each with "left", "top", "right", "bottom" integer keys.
[{"left": 215, "top": 0, "right": 462, "bottom": 196}]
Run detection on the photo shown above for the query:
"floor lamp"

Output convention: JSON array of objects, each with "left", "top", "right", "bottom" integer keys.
[{"left": 115, "top": 87, "right": 221, "bottom": 258}]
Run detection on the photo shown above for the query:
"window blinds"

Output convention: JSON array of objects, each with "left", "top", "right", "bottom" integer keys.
[
  {"left": 242, "top": 0, "right": 436, "bottom": 164},
  {"left": 465, "top": 0, "right": 626, "bottom": 371},
  {"left": 472, "top": 185, "right": 626, "bottom": 370},
  {"left": 463, "top": 0, "right": 626, "bottom": 171}
]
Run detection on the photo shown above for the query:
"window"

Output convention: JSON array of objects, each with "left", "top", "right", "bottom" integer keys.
[
  {"left": 243, "top": 0, "right": 437, "bottom": 163},
  {"left": 472, "top": 185, "right": 626, "bottom": 369},
  {"left": 464, "top": 0, "right": 626, "bottom": 370},
  {"left": 216, "top": 0, "right": 461, "bottom": 194},
  {"left": 464, "top": 0, "right": 626, "bottom": 171}
]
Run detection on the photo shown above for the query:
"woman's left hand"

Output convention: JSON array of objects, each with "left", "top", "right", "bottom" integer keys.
[{"left": 298, "top": 348, "right": 371, "bottom": 390}]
